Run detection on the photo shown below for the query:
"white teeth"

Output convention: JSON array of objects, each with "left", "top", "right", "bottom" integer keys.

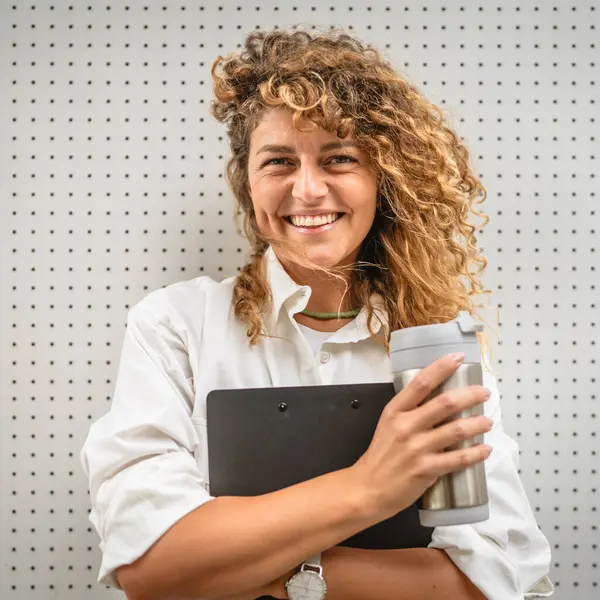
[{"left": 289, "top": 213, "right": 340, "bottom": 228}]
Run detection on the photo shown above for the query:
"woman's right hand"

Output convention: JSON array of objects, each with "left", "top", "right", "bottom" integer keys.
[{"left": 349, "top": 353, "right": 493, "bottom": 523}]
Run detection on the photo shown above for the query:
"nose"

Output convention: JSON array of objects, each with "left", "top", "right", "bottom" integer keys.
[{"left": 291, "top": 161, "right": 329, "bottom": 203}]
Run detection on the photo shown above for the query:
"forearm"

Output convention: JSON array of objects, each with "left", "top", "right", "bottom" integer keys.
[
  {"left": 117, "top": 467, "right": 376, "bottom": 600},
  {"left": 271, "top": 546, "right": 486, "bottom": 600},
  {"left": 322, "top": 546, "right": 486, "bottom": 600}
]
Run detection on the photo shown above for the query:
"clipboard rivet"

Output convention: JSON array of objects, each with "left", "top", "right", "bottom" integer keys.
[
  {"left": 351, "top": 399, "right": 361, "bottom": 409},
  {"left": 278, "top": 402, "right": 288, "bottom": 412}
]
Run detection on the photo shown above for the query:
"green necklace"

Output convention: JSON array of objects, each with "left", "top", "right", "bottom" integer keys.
[{"left": 299, "top": 307, "right": 361, "bottom": 320}]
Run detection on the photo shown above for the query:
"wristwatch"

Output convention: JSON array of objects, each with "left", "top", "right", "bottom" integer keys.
[{"left": 285, "top": 552, "right": 327, "bottom": 600}]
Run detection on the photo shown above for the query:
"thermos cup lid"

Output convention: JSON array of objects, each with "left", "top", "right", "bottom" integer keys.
[{"left": 389, "top": 311, "right": 485, "bottom": 369}]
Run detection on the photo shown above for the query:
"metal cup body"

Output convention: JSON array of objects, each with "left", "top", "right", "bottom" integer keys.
[{"left": 392, "top": 362, "right": 489, "bottom": 512}]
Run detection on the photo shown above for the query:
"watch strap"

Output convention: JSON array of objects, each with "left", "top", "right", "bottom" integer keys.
[{"left": 304, "top": 552, "right": 321, "bottom": 568}]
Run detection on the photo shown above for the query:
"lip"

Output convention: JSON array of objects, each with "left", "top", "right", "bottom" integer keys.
[{"left": 284, "top": 213, "right": 345, "bottom": 234}]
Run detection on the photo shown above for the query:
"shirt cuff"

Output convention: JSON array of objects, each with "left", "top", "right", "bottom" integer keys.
[{"left": 429, "top": 525, "right": 553, "bottom": 600}]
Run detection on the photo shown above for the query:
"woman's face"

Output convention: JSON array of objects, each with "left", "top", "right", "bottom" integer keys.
[{"left": 247, "top": 108, "right": 378, "bottom": 269}]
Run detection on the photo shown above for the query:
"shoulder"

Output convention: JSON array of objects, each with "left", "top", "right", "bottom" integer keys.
[{"left": 126, "top": 273, "right": 239, "bottom": 333}]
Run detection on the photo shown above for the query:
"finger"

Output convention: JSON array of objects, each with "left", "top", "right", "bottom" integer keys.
[
  {"left": 420, "top": 414, "right": 493, "bottom": 453},
  {"left": 411, "top": 385, "right": 490, "bottom": 432},
  {"left": 388, "top": 353, "right": 465, "bottom": 414},
  {"left": 420, "top": 444, "right": 492, "bottom": 479}
]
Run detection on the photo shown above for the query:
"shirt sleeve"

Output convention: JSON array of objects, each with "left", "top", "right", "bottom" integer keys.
[
  {"left": 79, "top": 299, "right": 215, "bottom": 590},
  {"left": 428, "top": 359, "right": 555, "bottom": 599}
]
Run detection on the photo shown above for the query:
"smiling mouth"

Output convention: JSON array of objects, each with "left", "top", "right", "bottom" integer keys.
[{"left": 284, "top": 213, "right": 344, "bottom": 229}]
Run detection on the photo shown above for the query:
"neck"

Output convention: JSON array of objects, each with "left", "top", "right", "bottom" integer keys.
[
  {"left": 278, "top": 252, "right": 359, "bottom": 333},
  {"left": 282, "top": 258, "right": 357, "bottom": 312}
]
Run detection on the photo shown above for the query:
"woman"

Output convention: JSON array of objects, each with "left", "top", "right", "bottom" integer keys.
[{"left": 80, "top": 29, "right": 554, "bottom": 600}]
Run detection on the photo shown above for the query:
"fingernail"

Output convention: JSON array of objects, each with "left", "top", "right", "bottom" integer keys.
[{"left": 449, "top": 352, "right": 465, "bottom": 364}]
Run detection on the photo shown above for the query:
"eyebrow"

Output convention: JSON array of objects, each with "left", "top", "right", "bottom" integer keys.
[{"left": 256, "top": 140, "right": 361, "bottom": 155}]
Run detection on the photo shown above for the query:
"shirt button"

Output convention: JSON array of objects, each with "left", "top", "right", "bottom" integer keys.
[{"left": 319, "top": 351, "right": 331, "bottom": 364}]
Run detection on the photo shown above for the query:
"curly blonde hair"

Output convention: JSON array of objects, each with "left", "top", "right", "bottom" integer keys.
[{"left": 209, "top": 27, "right": 498, "bottom": 366}]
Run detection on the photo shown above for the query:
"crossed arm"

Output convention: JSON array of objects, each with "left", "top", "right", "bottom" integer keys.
[{"left": 223, "top": 546, "right": 486, "bottom": 600}]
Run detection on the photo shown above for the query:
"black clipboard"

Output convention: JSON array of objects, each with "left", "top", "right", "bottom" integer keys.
[{"left": 206, "top": 382, "right": 434, "bottom": 551}]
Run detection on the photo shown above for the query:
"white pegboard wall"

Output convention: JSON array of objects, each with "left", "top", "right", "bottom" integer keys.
[{"left": 0, "top": 2, "right": 597, "bottom": 599}]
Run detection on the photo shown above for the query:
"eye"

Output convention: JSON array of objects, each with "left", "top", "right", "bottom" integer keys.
[
  {"left": 330, "top": 155, "right": 357, "bottom": 164},
  {"left": 262, "top": 157, "right": 290, "bottom": 167},
  {"left": 261, "top": 155, "right": 357, "bottom": 167}
]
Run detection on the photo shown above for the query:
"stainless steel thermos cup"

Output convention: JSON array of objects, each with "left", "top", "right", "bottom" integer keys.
[{"left": 389, "top": 311, "right": 490, "bottom": 527}]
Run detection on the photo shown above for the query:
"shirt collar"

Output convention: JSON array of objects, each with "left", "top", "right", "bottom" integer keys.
[{"left": 264, "top": 245, "right": 390, "bottom": 343}]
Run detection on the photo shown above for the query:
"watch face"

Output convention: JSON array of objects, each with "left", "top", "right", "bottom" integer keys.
[{"left": 287, "top": 570, "right": 327, "bottom": 600}]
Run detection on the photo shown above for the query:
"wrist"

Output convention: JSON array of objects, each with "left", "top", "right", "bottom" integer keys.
[
  {"left": 284, "top": 552, "right": 329, "bottom": 600},
  {"left": 266, "top": 564, "right": 299, "bottom": 599},
  {"left": 341, "top": 465, "right": 382, "bottom": 524}
]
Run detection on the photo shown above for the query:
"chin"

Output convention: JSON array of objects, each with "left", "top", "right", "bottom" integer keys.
[{"left": 298, "top": 245, "right": 357, "bottom": 270}]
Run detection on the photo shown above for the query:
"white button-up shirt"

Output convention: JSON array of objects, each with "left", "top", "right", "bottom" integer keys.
[{"left": 80, "top": 245, "right": 554, "bottom": 599}]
